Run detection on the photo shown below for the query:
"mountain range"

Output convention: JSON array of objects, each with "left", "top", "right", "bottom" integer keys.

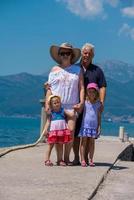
[
  {"left": 0, "top": 60, "right": 134, "bottom": 122},
  {"left": 99, "top": 60, "right": 134, "bottom": 121}
]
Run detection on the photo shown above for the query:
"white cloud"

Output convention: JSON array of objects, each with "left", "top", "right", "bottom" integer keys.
[
  {"left": 56, "top": 0, "right": 120, "bottom": 19},
  {"left": 56, "top": 0, "right": 104, "bottom": 18},
  {"left": 121, "top": 6, "right": 134, "bottom": 18},
  {"left": 118, "top": 23, "right": 134, "bottom": 40}
]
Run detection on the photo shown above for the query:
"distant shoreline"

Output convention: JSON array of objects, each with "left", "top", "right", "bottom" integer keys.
[
  {"left": 0, "top": 115, "right": 40, "bottom": 119},
  {"left": 0, "top": 115, "right": 134, "bottom": 124}
]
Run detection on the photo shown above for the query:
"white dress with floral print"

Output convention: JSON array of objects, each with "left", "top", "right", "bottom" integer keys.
[{"left": 48, "top": 64, "right": 81, "bottom": 110}]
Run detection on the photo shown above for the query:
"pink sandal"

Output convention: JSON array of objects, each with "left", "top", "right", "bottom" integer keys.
[
  {"left": 45, "top": 160, "right": 53, "bottom": 166},
  {"left": 81, "top": 160, "right": 87, "bottom": 167},
  {"left": 89, "top": 161, "right": 95, "bottom": 167}
]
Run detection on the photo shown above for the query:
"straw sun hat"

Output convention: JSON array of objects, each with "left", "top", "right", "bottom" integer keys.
[{"left": 50, "top": 42, "right": 81, "bottom": 64}]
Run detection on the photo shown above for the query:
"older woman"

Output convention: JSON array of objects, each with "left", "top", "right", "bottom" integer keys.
[{"left": 45, "top": 42, "right": 85, "bottom": 165}]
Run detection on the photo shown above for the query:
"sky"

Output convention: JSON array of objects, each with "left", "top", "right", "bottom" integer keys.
[{"left": 0, "top": 0, "right": 134, "bottom": 76}]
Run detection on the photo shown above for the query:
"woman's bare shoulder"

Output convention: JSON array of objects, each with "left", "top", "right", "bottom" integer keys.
[{"left": 51, "top": 65, "right": 61, "bottom": 72}]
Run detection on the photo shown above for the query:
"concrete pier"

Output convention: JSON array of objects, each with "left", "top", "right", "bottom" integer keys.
[{"left": 0, "top": 136, "right": 133, "bottom": 200}]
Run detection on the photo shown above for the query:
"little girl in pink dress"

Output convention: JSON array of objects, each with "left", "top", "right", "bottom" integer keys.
[{"left": 43, "top": 95, "right": 74, "bottom": 166}]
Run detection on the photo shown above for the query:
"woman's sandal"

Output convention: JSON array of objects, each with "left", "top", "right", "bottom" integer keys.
[
  {"left": 81, "top": 160, "right": 87, "bottom": 167},
  {"left": 57, "top": 160, "right": 67, "bottom": 166},
  {"left": 45, "top": 160, "right": 53, "bottom": 166}
]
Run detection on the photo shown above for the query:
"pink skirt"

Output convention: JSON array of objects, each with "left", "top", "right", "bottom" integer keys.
[{"left": 47, "top": 129, "right": 72, "bottom": 144}]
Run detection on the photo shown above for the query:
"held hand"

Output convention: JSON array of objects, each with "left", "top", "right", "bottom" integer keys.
[
  {"left": 44, "top": 82, "right": 51, "bottom": 90},
  {"left": 45, "top": 103, "right": 51, "bottom": 114},
  {"left": 73, "top": 103, "right": 84, "bottom": 113},
  {"left": 42, "top": 129, "right": 49, "bottom": 138}
]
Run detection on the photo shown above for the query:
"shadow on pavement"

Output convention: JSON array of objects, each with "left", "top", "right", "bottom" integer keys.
[{"left": 95, "top": 162, "right": 128, "bottom": 170}]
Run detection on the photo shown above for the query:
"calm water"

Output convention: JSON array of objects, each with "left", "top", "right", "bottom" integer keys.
[
  {"left": 0, "top": 117, "right": 134, "bottom": 148},
  {"left": 0, "top": 117, "right": 40, "bottom": 148}
]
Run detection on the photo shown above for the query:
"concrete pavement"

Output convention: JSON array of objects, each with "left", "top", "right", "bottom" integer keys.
[
  {"left": 0, "top": 137, "right": 133, "bottom": 200},
  {"left": 93, "top": 159, "right": 134, "bottom": 200}
]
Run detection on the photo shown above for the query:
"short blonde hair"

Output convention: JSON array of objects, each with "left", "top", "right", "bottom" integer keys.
[{"left": 47, "top": 95, "right": 61, "bottom": 105}]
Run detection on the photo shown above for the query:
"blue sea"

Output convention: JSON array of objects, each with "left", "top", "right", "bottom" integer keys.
[{"left": 0, "top": 117, "right": 134, "bottom": 148}]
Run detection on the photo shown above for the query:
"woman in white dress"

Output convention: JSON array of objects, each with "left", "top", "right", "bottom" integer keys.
[{"left": 45, "top": 42, "right": 85, "bottom": 165}]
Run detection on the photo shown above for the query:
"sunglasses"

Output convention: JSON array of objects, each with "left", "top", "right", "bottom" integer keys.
[{"left": 59, "top": 52, "right": 72, "bottom": 56}]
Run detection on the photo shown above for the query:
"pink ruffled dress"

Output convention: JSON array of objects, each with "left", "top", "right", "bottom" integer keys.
[{"left": 47, "top": 108, "right": 72, "bottom": 144}]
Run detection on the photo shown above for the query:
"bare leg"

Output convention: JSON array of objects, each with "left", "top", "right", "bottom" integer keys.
[
  {"left": 80, "top": 137, "right": 88, "bottom": 162},
  {"left": 85, "top": 139, "right": 89, "bottom": 164},
  {"left": 45, "top": 143, "right": 54, "bottom": 161},
  {"left": 88, "top": 138, "right": 95, "bottom": 163},
  {"left": 64, "top": 116, "right": 76, "bottom": 164},
  {"left": 72, "top": 113, "right": 83, "bottom": 165},
  {"left": 56, "top": 144, "right": 63, "bottom": 162}
]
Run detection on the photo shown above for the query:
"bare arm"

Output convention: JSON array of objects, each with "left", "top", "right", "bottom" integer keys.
[
  {"left": 98, "top": 110, "right": 101, "bottom": 128},
  {"left": 44, "top": 82, "right": 51, "bottom": 91},
  {"left": 42, "top": 115, "right": 51, "bottom": 137},
  {"left": 99, "top": 87, "right": 106, "bottom": 112},
  {"left": 45, "top": 89, "right": 52, "bottom": 113},
  {"left": 44, "top": 66, "right": 59, "bottom": 112},
  {"left": 97, "top": 109, "right": 101, "bottom": 134},
  {"left": 73, "top": 70, "right": 85, "bottom": 113},
  {"left": 79, "top": 69, "right": 85, "bottom": 104}
]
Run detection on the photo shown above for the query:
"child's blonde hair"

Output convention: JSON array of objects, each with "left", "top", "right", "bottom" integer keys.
[{"left": 47, "top": 95, "right": 61, "bottom": 107}]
